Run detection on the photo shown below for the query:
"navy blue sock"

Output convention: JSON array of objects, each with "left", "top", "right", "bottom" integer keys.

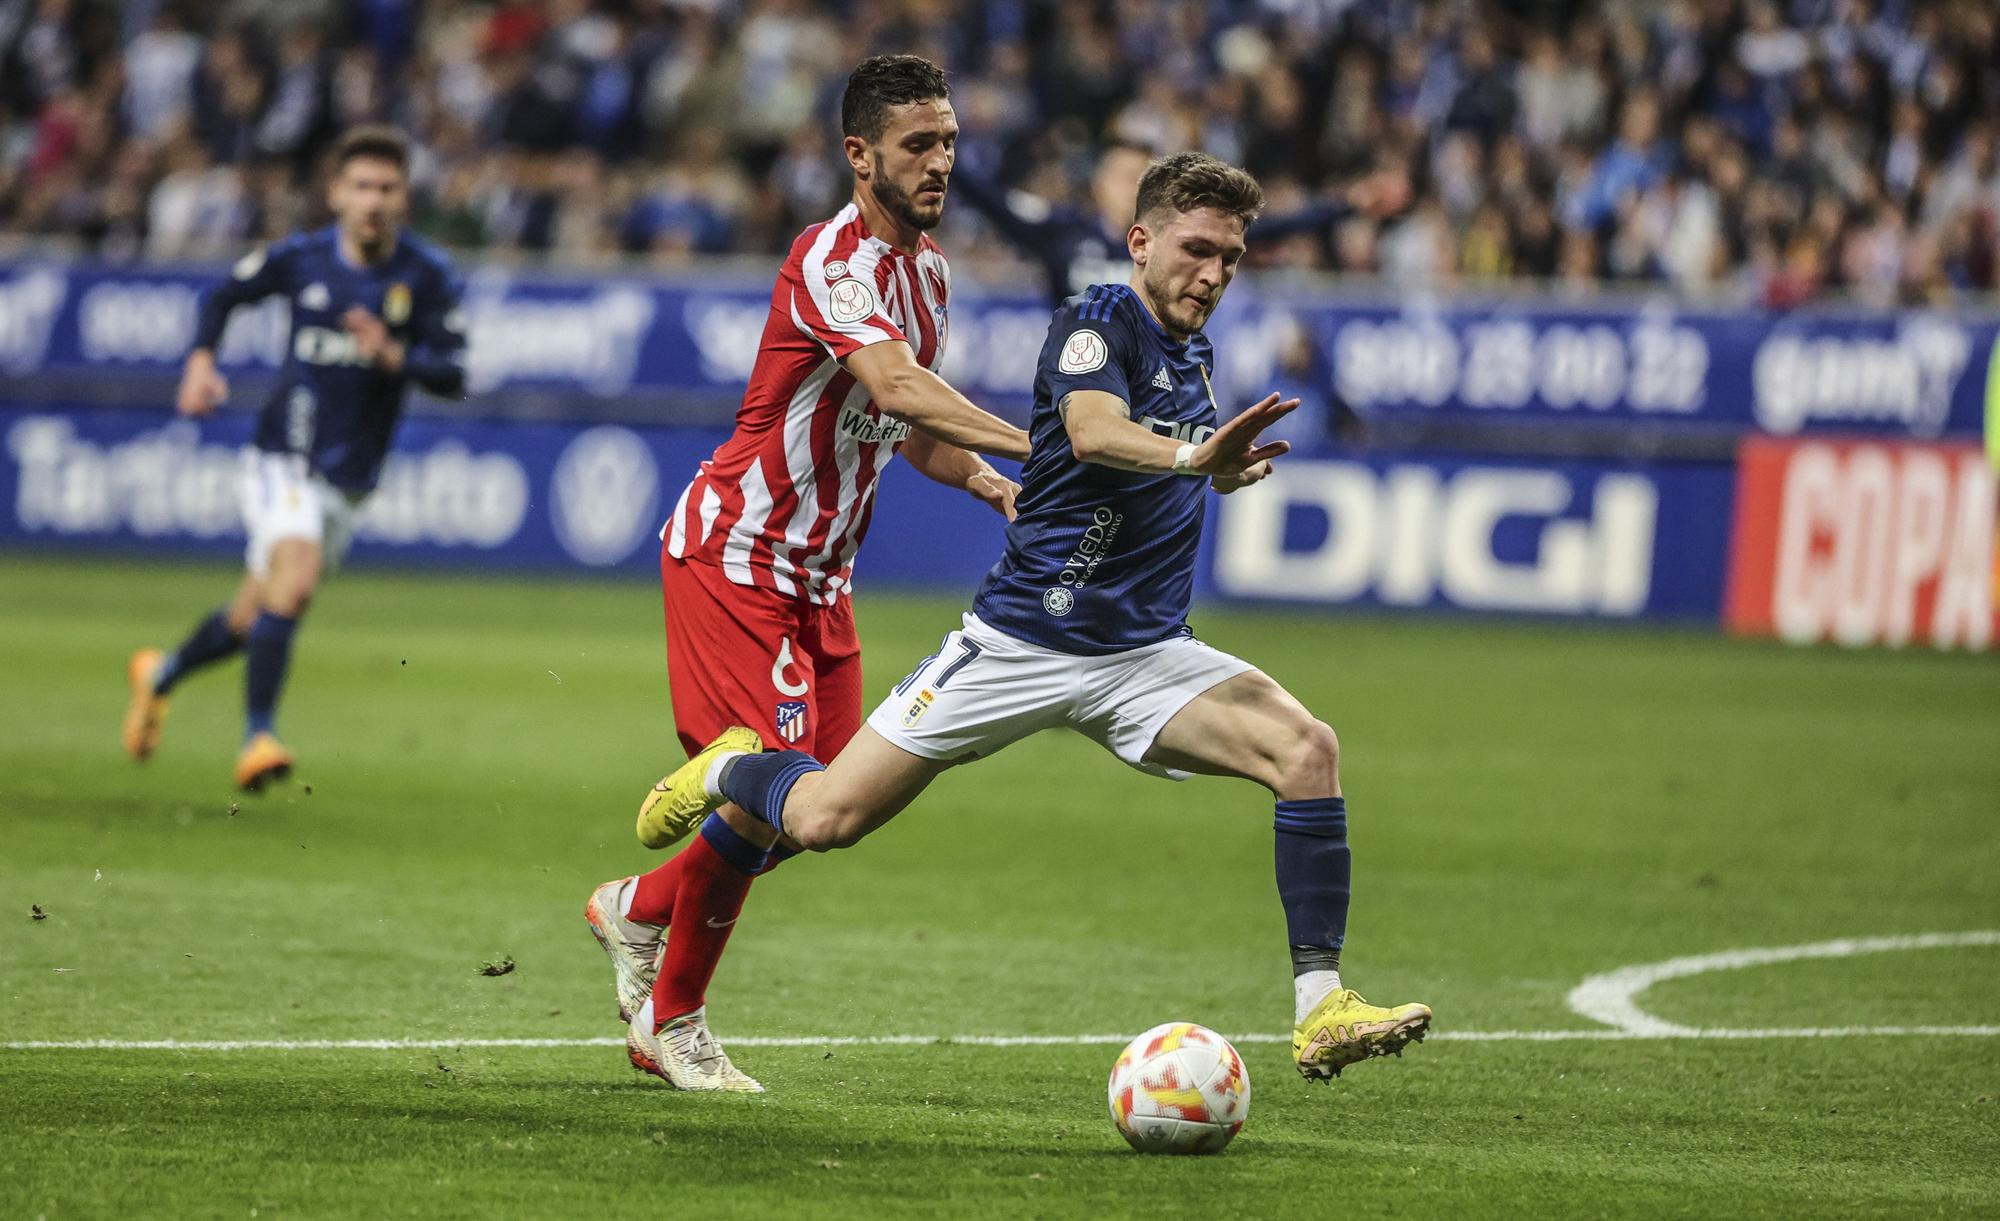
[
  {"left": 761, "top": 844, "right": 801, "bottom": 872},
  {"left": 155, "top": 608, "right": 244, "bottom": 694},
  {"left": 698, "top": 812, "right": 770, "bottom": 875},
  {"left": 717, "top": 750, "right": 824, "bottom": 834},
  {"left": 243, "top": 611, "right": 299, "bottom": 739},
  {"left": 1274, "top": 798, "right": 1350, "bottom": 976}
]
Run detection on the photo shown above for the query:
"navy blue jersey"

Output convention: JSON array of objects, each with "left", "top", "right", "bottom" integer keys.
[
  {"left": 192, "top": 226, "right": 467, "bottom": 491},
  {"left": 972, "top": 283, "right": 1219, "bottom": 655}
]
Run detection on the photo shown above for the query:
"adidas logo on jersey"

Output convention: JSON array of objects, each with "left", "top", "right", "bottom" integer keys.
[{"left": 1152, "top": 366, "right": 1172, "bottom": 391}]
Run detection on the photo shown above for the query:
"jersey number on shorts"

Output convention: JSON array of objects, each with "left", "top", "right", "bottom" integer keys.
[{"left": 893, "top": 637, "right": 983, "bottom": 698}]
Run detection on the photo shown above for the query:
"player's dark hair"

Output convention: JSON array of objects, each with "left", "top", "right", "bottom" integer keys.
[
  {"left": 1135, "top": 152, "right": 1264, "bottom": 228},
  {"left": 841, "top": 55, "right": 951, "bottom": 143},
  {"left": 332, "top": 125, "right": 411, "bottom": 175}
]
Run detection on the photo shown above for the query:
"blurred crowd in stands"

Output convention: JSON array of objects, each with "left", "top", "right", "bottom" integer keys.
[{"left": 3, "top": 0, "right": 1997, "bottom": 307}]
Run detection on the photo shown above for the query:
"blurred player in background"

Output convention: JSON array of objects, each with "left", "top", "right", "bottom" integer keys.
[
  {"left": 642, "top": 153, "right": 1431, "bottom": 1084},
  {"left": 584, "top": 55, "right": 1029, "bottom": 1092},
  {"left": 120, "top": 127, "right": 467, "bottom": 791},
  {"left": 958, "top": 140, "right": 1395, "bottom": 308}
]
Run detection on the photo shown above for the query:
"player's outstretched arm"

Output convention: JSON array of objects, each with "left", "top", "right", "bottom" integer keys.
[
  {"left": 845, "top": 341, "right": 1030, "bottom": 462},
  {"left": 902, "top": 431, "right": 1020, "bottom": 520},
  {"left": 1064, "top": 390, "right": 1296, "bottom": 479},
  {"left": 180, "top": 244, "right": 292, "bottom": 416}
]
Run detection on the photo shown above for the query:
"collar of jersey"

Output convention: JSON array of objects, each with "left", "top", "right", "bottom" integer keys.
[
  {"left": 1099, "top": 282, "right": 1195, "bottom": 351},
  {"left": 328, "top": 224, "right": 404, "bottom": 272},
  {"left": 846, "top": 206, "right": 924, "bottom": 261}
]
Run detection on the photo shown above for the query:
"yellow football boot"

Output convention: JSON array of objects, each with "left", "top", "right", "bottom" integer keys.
[
  {"left": 121, "top": 648, "right": 170, "bottom": 761},
  {"left": 1293, "top": 988, "right": 1432, "bottom": 1080},
  {"left": 636, "top": 726, "right": 762, "bottom": 850},
  {"left": 234, "top": 731, "right": 295, "bottom": 792}
]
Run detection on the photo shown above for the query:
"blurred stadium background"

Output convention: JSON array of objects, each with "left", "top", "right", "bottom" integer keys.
[
  {"left": 3, "top": 2, "right": 1998, "bottom": 1216},
  {"left": 1, "top": 0, "right": 1995, "bottom": 641}
]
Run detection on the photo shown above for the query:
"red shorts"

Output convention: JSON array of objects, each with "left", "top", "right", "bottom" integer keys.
[{"left": 660, "top": 548, "right": 863, "bottom": 760}]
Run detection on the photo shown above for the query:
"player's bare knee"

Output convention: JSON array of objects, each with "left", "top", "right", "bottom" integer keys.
[
  {"left": 267, "top": 586, "right": 314, "bottom": 618},
  {"left": 1276, "top": 719, "right": 1339, "bottom": 796}
]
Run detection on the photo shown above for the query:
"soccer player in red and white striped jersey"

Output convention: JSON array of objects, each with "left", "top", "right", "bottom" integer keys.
[{"left": 585, "top": 55, "right": 1030, "bottom": 1091}]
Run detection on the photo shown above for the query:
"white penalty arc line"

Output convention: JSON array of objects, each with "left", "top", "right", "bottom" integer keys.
[
  {"left": 6, "top": 1026, "right": 2000, "bottom": 1054},
  {"left": 1566, "top": 930, "right": 2000, "bottom": 1037}
]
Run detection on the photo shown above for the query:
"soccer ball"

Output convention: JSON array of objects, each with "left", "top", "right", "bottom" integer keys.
[{"left": 1107, "top": 1021, "right": 1250, "bottom": 1154}]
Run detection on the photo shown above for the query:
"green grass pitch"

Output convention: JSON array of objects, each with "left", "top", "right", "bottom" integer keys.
[{"left": 3, "top": 553, "right": 1997, "bottom": 1218}]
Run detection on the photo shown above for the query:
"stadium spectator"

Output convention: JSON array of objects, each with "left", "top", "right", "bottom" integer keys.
[{"left": 1, "top": 0, "right": 1995, "bottom": 304}]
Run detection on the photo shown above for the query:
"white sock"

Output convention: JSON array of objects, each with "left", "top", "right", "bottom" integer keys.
[
  {"left": 702, "top": 751, "right": 747, "bottom": 800},
  {"left": 615, "top": 876, "right": 637, "bottom": 920},
  {"left": 1295, "top": 969, "right": 1342, "bottom": 1024}
]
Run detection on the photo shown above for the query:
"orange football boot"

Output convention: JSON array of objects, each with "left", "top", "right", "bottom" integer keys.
[
  {"left": 121, "top": 648, "right": 170, "bottom": 761},
  {"left": 234, "top": 732, "right": 295, "bottom": 792}
]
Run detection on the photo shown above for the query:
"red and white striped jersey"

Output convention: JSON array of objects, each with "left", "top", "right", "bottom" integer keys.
[{"left": 663, "top": 202, "right": 951, "bottom": 605}]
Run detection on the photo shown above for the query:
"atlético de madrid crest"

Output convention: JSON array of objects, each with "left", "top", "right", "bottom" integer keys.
[{"left": 775, "top": 700, "right": 808, "bottom": 743}]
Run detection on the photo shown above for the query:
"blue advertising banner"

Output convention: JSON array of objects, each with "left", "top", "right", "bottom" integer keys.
[
  {"left": 0, "top": 405, "right": 1012, "bottom": 586},
  {"left": 1278, "top": 294, "right": 2000, "bottom": 440},
  {"left": 1, "top": 404, "right": 1730, "bottom": 621},
  {"left": 2, "top": 258, "right": 1994, "bottom": 438}
]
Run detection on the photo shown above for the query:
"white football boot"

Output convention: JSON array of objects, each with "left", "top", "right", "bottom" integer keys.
[
  {"left": 626, "top": 1003, "right": 764, "bottom": 1093},
  {"left": 584, "top": 878, "right": 663, "bottom": 1023}
]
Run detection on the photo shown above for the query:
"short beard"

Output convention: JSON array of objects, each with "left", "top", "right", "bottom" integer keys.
[
  {"left": 1142, "top": 263, "right": 1198, "bottom": 338},
  {"left": 345, "top": 218, "right": 392, "bottom": 261},
  {"left": 870, "top": 155, "right": 942, "bottom": 232}
]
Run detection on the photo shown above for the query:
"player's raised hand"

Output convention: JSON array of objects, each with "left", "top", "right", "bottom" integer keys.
[
  {"left": 1211, "top": 460, "right": 1275, "bottom": 495},
  {"left": 176, "top": 349, "right": 229, "bottom": 417},
  {"left": 967, "top": 469, "right": 1021, "bottom": 521},
  {"left": 342, "top": 306, "right": 387, "bottom": 358},
  {"left": 343, "top": 306, "right": 405, "bottom": 373},
  {"left": 1191, "top": 393, "right": 1297, "bottom": 479}
]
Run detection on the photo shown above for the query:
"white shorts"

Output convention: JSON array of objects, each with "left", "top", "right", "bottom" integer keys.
[
  {"left": 866, "top": 613, "right": 1257, "bottom": 781},
  {"left": 239, "top": 448, "right": 364, "bottom": 579}
]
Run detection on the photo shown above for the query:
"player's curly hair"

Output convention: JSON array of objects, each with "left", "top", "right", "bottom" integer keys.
[
  {"left": 841, "top": 55, "right": 951, "bottom": 143},
  {"left": 331, "top": 125, "right": 410, "bottom": 174},
  {"left": 1135, "top": 153, "right": 1264, "bottom": 228}
]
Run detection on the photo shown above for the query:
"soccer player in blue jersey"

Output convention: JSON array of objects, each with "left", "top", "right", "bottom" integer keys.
[
  {"left": 636, "top": 152, "right": 1431, "bottom": 1082},
  {"left": 121, "top": 126, "right": 467, "bottom": 791}
]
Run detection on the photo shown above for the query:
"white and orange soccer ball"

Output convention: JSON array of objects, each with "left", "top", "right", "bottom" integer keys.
[{"left": 1107, "top": 1021, "right": 1250, "bottom": 1154}]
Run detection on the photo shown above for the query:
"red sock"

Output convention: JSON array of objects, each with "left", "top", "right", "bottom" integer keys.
[
  {"left": 625, "top": 852, "right": 684, "bottom": 927},
  {"left": 650, "top": 833, "right": 755, "bottom": 1025}
]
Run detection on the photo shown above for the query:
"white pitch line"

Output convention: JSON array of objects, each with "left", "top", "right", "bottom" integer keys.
[
  {"left": 1566, "top": 931, "right": 2000, "bottom": 1037},
  {"left": 10, "top": 930, "right": 1996, "bottom": 1054},
  {"left": 5, "top": 1025, "right": 1999, "bottom": 1053}
]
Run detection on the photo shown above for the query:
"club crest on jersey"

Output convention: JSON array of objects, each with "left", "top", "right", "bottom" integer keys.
[
  {"left": 900, "top": 688, "right": 935, "bottom": 728},
  {"left": 299, "top": 282, "right": 330, "bottom": 310},
  {"left": 1043, "top": 587, "right": 1075, "bottom": 617},
  {"left": 775, "top": 700, "right": 808, "bottom": 743},
  {"left": 384, "top": 283, "right": 411, "bottom": 325},
  {"left": 827, "top": 277, "right": 878, "bottom": 325},
  {"left": 1059, "top": 329, "right": 1108, "bottom": 374}
]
